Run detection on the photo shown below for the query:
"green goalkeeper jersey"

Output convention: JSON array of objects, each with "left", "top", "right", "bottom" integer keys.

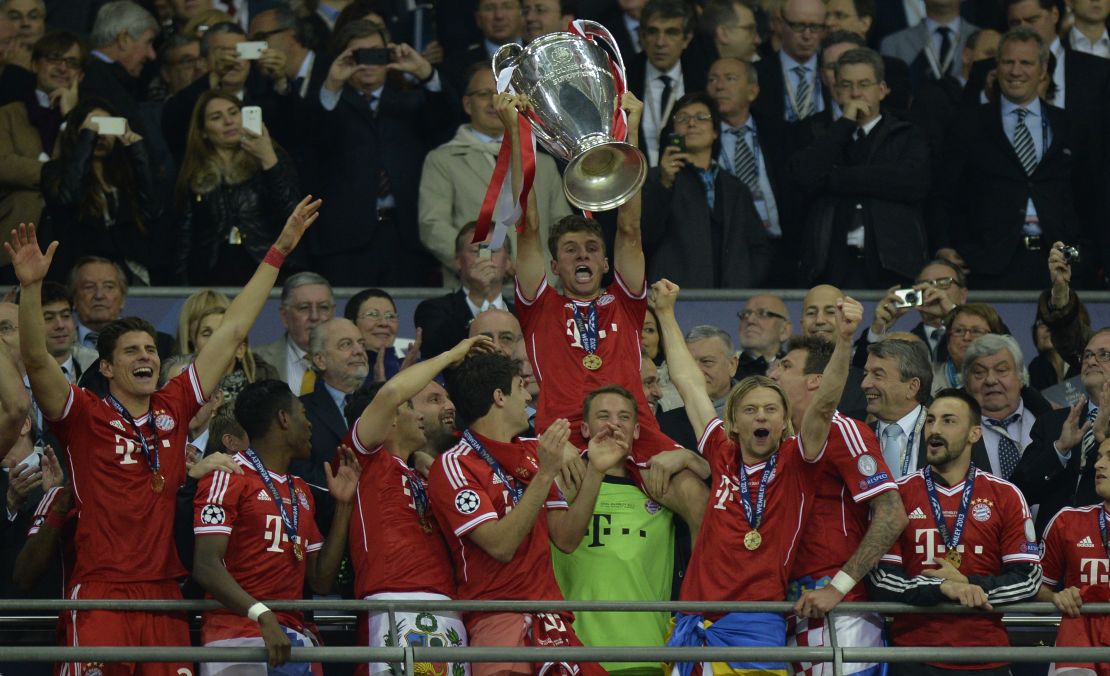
[{"left": 552, "top": 476, "right": 675, "bottom": 676}]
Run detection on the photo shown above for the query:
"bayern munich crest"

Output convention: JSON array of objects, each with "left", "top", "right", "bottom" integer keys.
[
  {"left": 154, "top": 413, "right": 176, "bottom": 432},
  {"left": 596, "top": 294, "right": 615, "bottom": 306},
  {"left": 296, "top": 489, "right": 310, "bottom": 509},
  {"left": 455, "top": 490, "right": 480, "bottom": 515},
  {"left": 644, "top": 499, "right": 661, "bottom": 515},
  {"left": 971, "top": 498, "right": 993, "bottom": 522}
]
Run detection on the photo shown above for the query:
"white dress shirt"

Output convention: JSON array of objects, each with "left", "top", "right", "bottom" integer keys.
[
  {"left": 642, "top": 60, "right": 684, "bottom": 166},
  {"left": 1069, "top": 26, "right": 1110, "bottom": 59}
]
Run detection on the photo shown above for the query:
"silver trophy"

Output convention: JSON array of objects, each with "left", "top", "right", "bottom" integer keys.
[{"left": 493, "top": 21, "right": 646, "bottom": 212}]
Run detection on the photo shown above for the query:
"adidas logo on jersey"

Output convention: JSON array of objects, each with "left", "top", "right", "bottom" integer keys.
[
  {"left": 256, "top": 490, "right": 271, "bottom": 501},
  {"left": 110, "top": 420, "right": 127, "bottom": 432},
  {"left": 1078, "top": 536, "right": 1095, "bottom": 548},
  {"left": 908, "top": 507, "right": 927, "bottom": 520}
]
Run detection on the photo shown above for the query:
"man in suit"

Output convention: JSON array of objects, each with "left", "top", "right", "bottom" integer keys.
[
  {"left": 414, "top": 223, "right": 515, "bottom": 360},
  {"left": 699, "top": 0, "right": 762, "bottom": 62},
  {"left": 752, "top": 0, "right": 827, "bottom": 123},
  {"left": 962, "top": 333, "right": 1051, "bottom": 482},
  {"left": 0, "top": 30, "right": 83, "bottom": 240},
  {"left": 735, "top": 293, "right": 790, "bottom": 379},
  {"left": 40, "top": 281, "right": 97, "bottom": 385},
  {"left": 444, "top": 0, "right": 522, "bottom": 93},
  {"left": 292, "top": 316, "right": 368, "bottom": 533},
  {"left": 863, "top": 335, "right": 985, "bottom": 479},
  {"left": 626, "top": 0, "right": 704, "bottom": 166},
  {"left": 1013, "top": 327, "right": 1110, "bottom": 534},
  {"left": 596, "top": 0, "right": 645, "bottom": 60},
  {"left": 254, "top": 271, "right": 336, "bottom": 394},
  {"left": 790, "top": 47, "right": 930, "bottom": 289},
  {"left": 708, "top": 56, "right": 798, "bottom": 285},
  {"left": 879, "top": 0, "right": 978, "bottom": 94},
  {"left": 418, "top": 64, "right": 570, "bottom": 286},
  {"left": 823, "top": 0, "right": 911, "bottom": 111},
  {"left": 523, "top": 0, "right": 575, "bottom": 43},
  {"left": 82, "top": 1, "right": 158, "bottom": 131},
  {"left": 932, "top": 27, "right": 1085, "bottom": 290},
  {"left": 853, "top": 258, "right": 968, "bottom": 368},
  {"left": 248, "top": 4, "right": 330, "bottom": 102},
  {"left": 309, "top": 19, "right": 449, "bottom": 286},
  {"left": 657, "top": 324, "right": 737, "bottom": 451}
]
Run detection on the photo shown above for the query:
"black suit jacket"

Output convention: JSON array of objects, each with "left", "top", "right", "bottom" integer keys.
[
  {"left": 291, "top": 379, "right": 349, "bottom": 536},
  {"left": 851, "top": 321, "right": 950, "bottom": 369},
  {"left": 790, "top": 115, "right": 931, "bottom": 283},
  {"left": 932, "top": 99, "right": 1084, "bottom": 278},
  {"left": 80, "top": 58, "right": 146, "bottom": 134},
  {"left": 657, "top": 406, "right": 698, "bottom": 455},
  {"left": 413, "top": 289, "right": 515, "bottom": 359},
  {"left": 626, "top": 51, "right": 708, "bottom": 157},
  {"left": 596, "top": 6, "right": 640, "bottom": 64},
  {"left": 1011, "top": 405, "right": 1100, "bottom": 537}
]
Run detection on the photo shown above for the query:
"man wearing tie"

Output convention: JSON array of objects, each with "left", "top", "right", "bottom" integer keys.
[
  {"left": 879, "top": 0, "right": 978, "bottom": 93},
  {"left": 754, "top": 0, "right": 827, "bottom": 122},
  {"left": 255, "top": 272, "right": 337, "bottom": 396}
]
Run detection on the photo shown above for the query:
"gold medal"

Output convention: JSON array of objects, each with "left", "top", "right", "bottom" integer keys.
[
  {"left": 151, "top": 473, "right": 165, "bottom": 493},
  {"left": 744, "top": 529, "right": 762, "bottom": 551},
  {"left": 292, "top": 541, "right": 304, "bottom": 561},
  {"left": 944, "top": 548, "right": 962, "bottom": 569},
  {"left": 582, "top": 354, "right": 603, "bottom": 370}
]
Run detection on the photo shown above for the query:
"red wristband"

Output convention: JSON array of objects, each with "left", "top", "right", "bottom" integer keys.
[{"left": 263, "top": 246, "right": 286, "bottom": 269}]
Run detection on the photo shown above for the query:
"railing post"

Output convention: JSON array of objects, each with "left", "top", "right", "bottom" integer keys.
[
  {"left": 827, "top": 612, "right": 843, "bottom": 676},
  {"left": 403, "top": 645, "right": 415, "bottom": 676}
]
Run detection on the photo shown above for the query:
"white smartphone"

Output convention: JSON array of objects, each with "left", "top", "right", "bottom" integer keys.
[
  {"left": 91, "top": 116, "right": 126, "bottom": 136},
  {"left": 236, "top": 41, "right": 267, "bottom": 60},
  {"left": 241, "top": 106, "right": 263, "bottom": 135}
]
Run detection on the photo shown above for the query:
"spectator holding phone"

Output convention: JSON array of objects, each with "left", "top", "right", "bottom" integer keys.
[
  {"left": 641, "top": 91, "right": 771, "bottom": 288},
  {"left": 39, "top": 97, "right": 162, "bottom": 285},
  {"left": 174, "top": 90, "right": 300, "bottom": 285}
]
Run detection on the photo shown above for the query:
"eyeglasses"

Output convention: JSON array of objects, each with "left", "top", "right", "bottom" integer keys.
[
  {"left": 738, "top": 308, "right": 787, "bottom": 322},
  {"left": 949, "top": 327, "right": 989, "bottom": 339},
  {"left": 1082, "top": 349, "right": 1110, "bottom": 364},
  {"left": 42, "top": 54, "right": 83, "bottom": 70},
  {"left": 358, "top": 310, "right": 399, "bottom": 322},
  {"left": 782, "top": 18, "right": 826, "bottom": 35},
  {"left": 915, "top": 277, "right": 960, "bottom": 289},
  {"left": 673, "top": 112, "right": 712, "bottom": 125}
]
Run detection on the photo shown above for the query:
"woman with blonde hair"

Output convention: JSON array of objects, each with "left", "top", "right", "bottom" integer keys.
[
  {"left": 192, "top": 306, "right": 279, "bottom": 402},
  {"left": 175, "top": 289, "right": 230, "bottom": 354},
  {"left": 174, "top": 89, "right": 300, "bottom": 285}
]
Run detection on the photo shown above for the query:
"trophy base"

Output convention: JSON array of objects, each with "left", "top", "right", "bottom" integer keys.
[{"left": 563, "top": 141, "right": 647, "bottom": 212}]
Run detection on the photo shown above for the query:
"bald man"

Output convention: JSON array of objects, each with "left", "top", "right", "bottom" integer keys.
[
  {"left": 801, "top": 284, "right": 869, "bottom": 420},
  {"left": 467, "top": 307, "right": 522, "bottom": 357},
  {"left": 736, "top": 293, "right": 791, "bottom": 379}
]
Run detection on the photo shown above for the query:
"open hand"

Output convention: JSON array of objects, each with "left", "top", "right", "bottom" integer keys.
[
  {"left": 273, "top": 195, "right": 322, "bottom": 255},
  {"left": 324, "top": 444, "right": 362, "bottom": 505},
  {"left": 4, "top": 223, "right": 58, "bottom": 286}
]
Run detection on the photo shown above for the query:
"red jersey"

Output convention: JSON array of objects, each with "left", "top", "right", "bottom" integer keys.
[
  {"left": 882, "top": 469, "right": 1040, "bottom": 666},
  {"left": 427, "top": 431, "right": 567, "bottom": 604},
  {"left": 790, "top": 413, "right": 897, "bottom": 601},
  {"left": 193, "top": 453, "right": 324, "bottom": 643},
  {"left": 515, "top": 275, "right": 662, "bottom": 441},
  {"left": 681, "top": 419, "right": 822, "bottom": 608},
  {"left": 48, "top": 365, "right": 206, "bottom": 584},
  {"left": 345, "top": 422, "right": 455, "bottom": 598},
  {"left": 1042, "top": 505, "right": 1110, "bottom": 590}
]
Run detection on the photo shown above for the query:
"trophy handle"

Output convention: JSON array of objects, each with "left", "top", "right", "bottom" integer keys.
[
  {"left": 573, "top": 19, "right": 628, "bottom": 81},
  {"left": 491, "top": 43, "right": 523, "bottom": 80}
]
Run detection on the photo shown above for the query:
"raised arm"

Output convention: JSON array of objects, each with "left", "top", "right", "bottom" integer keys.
[
  {"left": 6, "top": 224, "right": 68, "bottom": 419},
  {"left": 193, "top": 196, "right": 321, "bottom": 396},
  {"left": 501, "top": 94, "right": 546, "bottom": 300},
  {"left": 355, "top": 336, "right": 493, "bottom": 447},
  {"left": 799, "top": 296, "right": 862, "bottom": 459},
  {"left": 613, "top": 93, "right": 645, "bottom": 291},
  {"left": 652, "top": 279, "right": 715, "bottom": 436}
]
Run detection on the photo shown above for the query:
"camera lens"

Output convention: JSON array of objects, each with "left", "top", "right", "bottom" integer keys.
[{"left": 905, "top": 292, "right": 918, "bottom": 304}]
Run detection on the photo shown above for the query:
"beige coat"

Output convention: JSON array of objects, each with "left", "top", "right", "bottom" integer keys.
[
  {"left": 418, "top": 124, "right": 572, "bottom": 287},
  {"left": 0, "top": 100, "right": 49, "bottom": 265}
]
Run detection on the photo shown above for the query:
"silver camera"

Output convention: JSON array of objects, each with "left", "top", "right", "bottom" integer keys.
[
  {"left": 1061, "top": 245, "right": 1080, "bottom": 264},
  {"left": 892, "top": 288, "right": 924, "bottom": 309}
]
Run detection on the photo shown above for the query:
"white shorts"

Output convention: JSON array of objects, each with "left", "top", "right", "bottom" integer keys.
[
  {"left": 787, "top": 611, "right": 886, "bottom": 676},
  {"left": 200, "top": 626, "right": 317, "bottom": 676},
  {"left": 362, "top": 592, "right": 469, "bottom": 676}
]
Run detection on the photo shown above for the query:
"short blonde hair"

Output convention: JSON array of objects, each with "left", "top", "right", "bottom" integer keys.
[{"left": 723, "top": 375, "right": 795, "bottom": 440}]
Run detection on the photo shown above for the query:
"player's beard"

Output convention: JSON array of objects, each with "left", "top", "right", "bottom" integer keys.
[{"left": 925, "top": 434, "right": 964, "bottom": 469}]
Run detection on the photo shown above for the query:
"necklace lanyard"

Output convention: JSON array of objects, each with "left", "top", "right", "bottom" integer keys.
[
  {"left": 736, "top": 451, "right": 777, "bottom": 531},
  {"left": 924, "top": 39, "right": 957, "bottom": 80},
  {"left": 463, "top": 430, "right": 524, "bottom": 505},
  {"left": 398, "top": 459, "right": 433, "bottom": 533},
  {"left": 571, "top": 301, "right": 599, "bottom": 356},
  {"left": 1100, "top": 509, "right": 1109, "bottom": 559},
  {"left": 243, "top": 448, "right": 302, "bottom": 559},
  {"left": 105, "top": 394, "right": 160, "bottom": 476},
  {"left": 900, "top": 407, "right": 926, "bottom": 477},
  {"left": 924, "top": 462, "right": 977, "bottom": 552}
]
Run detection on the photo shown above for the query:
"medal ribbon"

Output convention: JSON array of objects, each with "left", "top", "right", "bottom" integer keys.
[
  {"left": 400, "top": 462, "right": 429, "bottom": 519},
  {"left": 571, "top": 301, "right": 600, "bottom": 356},
  {"left": 463, "top": 430, "right": 524, "bottom": 505},
  {"left": 1099, "top": 508, "right": 1109, "bottom": 559},
  {"left": 244, "top": 448, "right": 300, "bottom": 551},
  {"left": 736, "top": 452, "right": 778, "bottom": 531},
  {"left": 105, "top": 395, "right": 160, "bottom": 475},
  {"left": 923, "top": 463, "right": 977, "bottom": 553}
]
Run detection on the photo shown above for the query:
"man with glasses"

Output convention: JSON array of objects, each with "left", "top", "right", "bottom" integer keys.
[
  {"left": 753, "top": 0, "right": 826, "bottom": 123},
  {"left": 522, "top": 0, "right": 574, "bottom": 43},
  {"left": 255, "top": 272, "right": 336, "bottom": 395},
  {"left": 155, "top": 34, "right": 204, "bottom": 98},
  {"left": 824, "top": 0, "right": 910, "bottom": 110},
  {"left": 853, "top": 259, "right": 968, "bottom": 367},
  {"left": 626, "top": 0, "right": 705, "bottom": 166},
  {"left": 248, "top": 5, "right": 324, "bottom": 101},
  {"left": 880, "top": 0, "right": 978, "bottom": 93},
  {"left": 0, "top": 31, "right": 84, "bottom": 239},
  {"left": 790, "top": 47, "right": 929, "bottom": 289},
  {"left": 699, "top": 0, "right": 761, "bottom": 62},
  {"left": 736, "top": 294, "right": 791, "bottom": 379}
]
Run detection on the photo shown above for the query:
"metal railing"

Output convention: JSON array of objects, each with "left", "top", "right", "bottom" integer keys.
[{"left": 1, "top": 599, "right": 1108, "bottom": 674}]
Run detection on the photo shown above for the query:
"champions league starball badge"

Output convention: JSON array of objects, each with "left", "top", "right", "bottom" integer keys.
[{"left": 454, "top": 490, "right": 480, "bottom": 515}]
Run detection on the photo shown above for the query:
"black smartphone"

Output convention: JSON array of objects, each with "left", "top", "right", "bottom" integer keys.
[
  {"left": 354, "top": 47, "right": 391, "bottom": 65},
  {"left": 665, "top": 132, "right": 686, "bottom": 153}
]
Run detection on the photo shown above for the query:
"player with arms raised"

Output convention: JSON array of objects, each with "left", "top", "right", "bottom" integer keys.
[{"left": 7, "top": 196, "right": 320, "bottom": 676}]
